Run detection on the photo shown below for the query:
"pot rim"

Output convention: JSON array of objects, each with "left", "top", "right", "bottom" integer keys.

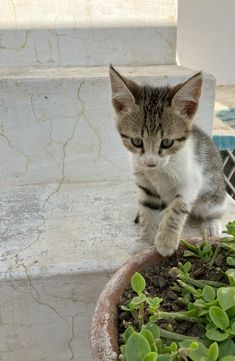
[{"left": 91, "top": 237, "right": 218, "bottom": 361}]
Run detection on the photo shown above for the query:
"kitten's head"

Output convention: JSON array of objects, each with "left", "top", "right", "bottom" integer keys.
[{"left": 109, "top": 65, "right": 202, "bottom": 169}]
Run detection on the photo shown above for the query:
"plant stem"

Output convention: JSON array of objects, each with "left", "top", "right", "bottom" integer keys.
[
  {"left": 158, "top": 311, "right": 202, "bottom": 323},
  {"left": 130, "top": 309, "right": 138, "bottom": 322},
  {"left": 181, "top": 240, "right": 198, "bottom": 252},
  {"left": 160, "top": 327, "right": 200, "bottom": 342},
  {"left": 138, "top": 303, "right": 145, "bottom": 328},
  {"left": 208, "top": 244, "right": 221, "bottom": 268},
  {"left": 187, "top": 277, "right": 226, "bottom": 288},
  {"left": 177, "top": 280, "right": 199, "bottom": 295}
]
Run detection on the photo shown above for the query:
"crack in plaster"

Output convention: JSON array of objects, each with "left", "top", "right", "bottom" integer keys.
[
  {"left": 12, "top": 257, "right": 87, "bottom": 361},
  {"left": 0, "top": 132, "right": 29, "bottom": 174},
  {"left": 77, "top": 80, "right": 102, "bottom": 158},
  {"left": 47, "top": 38, "right": 55, "bottom": 64},
  {"left": 42, "top": 80, "right": 85, "bottom": 206},
  {"left": 19, "top": 262, "right": 70, "bottom": 325},
  {"left": 14, "top": 261, "right": 77, "bottom": 361},
  {"left": 49, "top": 30, "right": 61, "bottom": 66},
  {"left": 34, "top": 45, "right": 43, "bottom": 64},
  {"left": 68, "top": 306, "right": 89, "bottom": 361},
  {"left": 10, "top": 80, "right": 84, "bottom": 264},
  {"left": 0, "top": 30, "right": 29, "bottom": 52},
  {"left": 68, "top": 313, "right": 79, "bottom": 361},
  {"left": 30, "top": 95, "right": 49, "bottom": 122}
]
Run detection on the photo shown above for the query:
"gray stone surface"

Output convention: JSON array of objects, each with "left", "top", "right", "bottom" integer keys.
[{"left": 0, "top": 65, "right": 216, "bottom": 186}]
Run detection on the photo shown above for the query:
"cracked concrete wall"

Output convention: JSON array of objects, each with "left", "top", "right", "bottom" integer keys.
[
  {"left": 1, "top": 0, "right": 177, "bottom": 29},
  {"left": 0, "top": 66, "right": 215, "bottom": 186},
  {"left": 0, "top": 0, "right": 177, "bottom": 67},
  {"left": 0, "top": 273, "right": 110, "bottom": 361},
  {"left": 0, "top": 27, "right": 176, "bottom": 67},
  {"left": 0, "top": 73, "right": 132, "bottom": 185}
]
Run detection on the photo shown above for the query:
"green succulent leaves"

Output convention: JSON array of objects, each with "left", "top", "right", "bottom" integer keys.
[
  {"left": 131, "top": 272, "right": 146, "bottom": 295},
  {"left": 125, "top": 332, "right": 151, "bottom": 361},
  {"left": 120, "top": 220, "right": 235, "bottom": 361}
]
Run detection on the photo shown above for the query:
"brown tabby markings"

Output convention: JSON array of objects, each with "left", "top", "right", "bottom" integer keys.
[{"left": 109, "top": 65, "right": 226, "bottom": 256}]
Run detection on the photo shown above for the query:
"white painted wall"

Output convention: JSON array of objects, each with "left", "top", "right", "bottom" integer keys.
[
  {"left": 177, "top": 0, "right": 235, "bottom": 85},
  {"left": 0, "top": 0, "right": 177, "bottom": 67},
  {"left": 1, "top": 0, "right": 177, "bottom": 29}
]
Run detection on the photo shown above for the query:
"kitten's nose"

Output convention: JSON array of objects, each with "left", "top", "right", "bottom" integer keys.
[{"left": 144, "top": 159, "right": 157, "bottom": 167}]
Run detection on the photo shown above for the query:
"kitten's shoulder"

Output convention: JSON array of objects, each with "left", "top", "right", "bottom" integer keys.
[
  {"left": 191, "top": 125, "right": 223, "bottom": 168},
  {"left": 191, "top": 125, "right": 217, "bottom": 150},
  {"left": 191, "top": 125, "right": 211, "bottom": 142}
]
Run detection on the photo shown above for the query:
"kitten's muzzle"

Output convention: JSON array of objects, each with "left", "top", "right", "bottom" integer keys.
[{"left": 144, "top": 159, "right": 157, "bottom": 168}]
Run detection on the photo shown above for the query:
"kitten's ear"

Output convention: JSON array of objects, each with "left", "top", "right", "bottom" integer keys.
[
  {"left": 109, "top": 65, "right": 139, "bottom": 114},
  {"left": 171, "top": 72, "right": 202, "bottom": 119}
]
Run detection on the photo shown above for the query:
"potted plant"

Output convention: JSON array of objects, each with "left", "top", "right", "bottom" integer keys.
[{"left": 91, "top": 221, "right": 235, "bottom": 361}]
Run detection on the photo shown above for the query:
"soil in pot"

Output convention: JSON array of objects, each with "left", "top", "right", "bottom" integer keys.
[{"left": 118, "top": 234, "right": 235, "bottom": 361}]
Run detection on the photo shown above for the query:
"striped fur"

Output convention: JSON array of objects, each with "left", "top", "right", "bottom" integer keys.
[{"left": 110, "top": 66, "right": 227, "bottom": 256}]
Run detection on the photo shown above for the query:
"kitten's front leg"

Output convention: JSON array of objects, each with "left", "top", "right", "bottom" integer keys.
[
  {"left": 155, "top": 195, "right": 190, "bottom": 256},
  {"left": 138, "top": 184, "right": 166, "bottom": 244}
]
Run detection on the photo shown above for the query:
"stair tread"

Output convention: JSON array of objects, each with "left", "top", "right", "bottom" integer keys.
[
  {"left": 0, "top": 64, "right": 201, "bottom": 79},
  {"left": 1, "top": 181, "right": 234, "bottom": 280}
]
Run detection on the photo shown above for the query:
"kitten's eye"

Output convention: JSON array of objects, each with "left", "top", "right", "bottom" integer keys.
[
  {"left": 131, "top": 138, "right": 143, "bottom": 148},
  {"left": 161, "top": 139, "right": 174, "bottom": 149}
]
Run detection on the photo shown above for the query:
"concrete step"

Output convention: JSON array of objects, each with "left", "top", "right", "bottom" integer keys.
[
  {"left": 1, "top": 181, "right": 234, "bottom": 361},
  {"left": 0, "top": 65, "right": 216, "bottom": 186},
  {"left": 0, "top": 0, "right": 177, "bottom": 67}
]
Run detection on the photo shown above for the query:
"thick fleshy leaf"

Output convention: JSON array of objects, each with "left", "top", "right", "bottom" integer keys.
[
  {"left": 219, "top": 339, "right": 235, "bottom": 357},
  {"left": 218, "top": 287, "right": 235, "bottom": 311},
  {"left": 179, "top": 340, "right": 208, "bottom": 361},
  {"left": 224, "top": 221, "right": 235, "bottom": 236},
  {"left": 202, "top": 285, "right": 216, "bottom": 303},
  {"left": 230, "top": 321, "right": 235, "bottom": 335},
  {"left": 226, "top": 269, "right": 235, "bottom": 287},
  {"left": 131, "top": 272, "right": 146, "bottom": 295},
  {"left": 144, "top": 323, "right": 160, "bottom": 339},
  {"left": 227, "top": 256, "right": 235, "bottom": 266},
  {"left": 129, "top": 294, "right": 146, "bottom": 306},
  {"left": 183, "top": 261, "right": 191, "bottom": 273},
  {"left": 125, "top": 332, "right": 151, "bottom": 361},
  {"left": 157, "top": 355, "right": 174, "bottom": 361},
  {"left": 140, "top": 329, "right": 155, "bottom": 347},
  {"left": 209, "top": 306, "right": 229, "bottom": 330},
  {"left": 208, "top": 342, "right": 219, "bottom": 361},
  {"left": 123, "top": 326, "right": 135, "bottom": 343},
  {"left": 183, "top": 250, "right": 199, "bottom": 258},
  {"left": 205, "top": 328, "right": 229, "bottom": 341},
  {"left": 142, "top": 352, "right": 158, "bottom": 361},
  {"left": 170, "top": 342, "right": 178, "bottom": 353},
  {"left": 146, "top": 297, "right": 163, "bottom": 308},
  {"left": 220, "top": 357, "right": 235, "bottom": 361}
]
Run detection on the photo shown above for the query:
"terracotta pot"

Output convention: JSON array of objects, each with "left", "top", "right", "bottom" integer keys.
[
  {"left": 91, "top": 235, "right": 221, "bottom": 360},
  {"left": 91, "top": 237, "right": 218, "bottom": 360},
  {"left": 91, "top": 246, "right": 164, "bottom": 361}
]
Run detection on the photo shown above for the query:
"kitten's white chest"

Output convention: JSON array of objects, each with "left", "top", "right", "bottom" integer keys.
[{"left": 133, "top": 138, "right": 203, "bottom": 205}]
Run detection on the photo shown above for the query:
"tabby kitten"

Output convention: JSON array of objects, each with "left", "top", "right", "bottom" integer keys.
[{"left": 109, "top": 65, "right": 227, "bottom": 256}]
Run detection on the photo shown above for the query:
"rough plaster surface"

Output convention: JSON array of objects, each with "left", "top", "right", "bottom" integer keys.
[
  {"left": 0, "top": 273, "right": 108, "bottom": 361},
  {"left": 0, "top": 181, "right": 234, "bottom": 360},
  {"left": 0, "top": 0, "right": 177, "bottom": 67},
  {"left": 1, "top": 0, "right": 177, "bottom": 29},
  {"left": 0, "top": 65, "right": 215, "bottom": 186},
  {"left": 0, "top": 27, "right": 176, "bottom": 67}
]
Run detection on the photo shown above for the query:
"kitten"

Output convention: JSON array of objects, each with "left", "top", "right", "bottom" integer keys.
[{"left": 109, "top": 65, "right": 227, "bottom": 256}]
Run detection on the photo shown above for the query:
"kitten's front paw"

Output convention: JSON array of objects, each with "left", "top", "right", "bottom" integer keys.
[
  {"left": 155, "top": 231, "right": 179, "bottom": 257},
  {"left": 201, "top": 219, "right": 222, "bottom": 237}
]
